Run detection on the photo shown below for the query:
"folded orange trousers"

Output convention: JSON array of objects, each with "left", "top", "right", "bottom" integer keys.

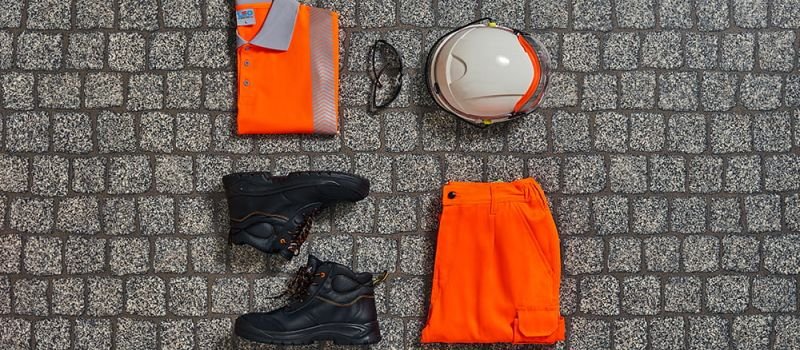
[{"left": 421, "top": 178, "right": 565, "bottom": 344}]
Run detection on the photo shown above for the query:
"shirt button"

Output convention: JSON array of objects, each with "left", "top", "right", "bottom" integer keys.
[
  {"left": 447, "top": 191, "right": 456, "bottom": 199},
  {"left": 244, "top": 60, "right": 250, "bottom": 67},
  {"left": 243, "top": 80, "right": 250, "bottom": 87}
]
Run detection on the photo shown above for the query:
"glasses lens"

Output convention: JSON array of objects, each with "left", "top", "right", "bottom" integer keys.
[{"left": 369, "top": 41, "right": 403, "bottom": 110}]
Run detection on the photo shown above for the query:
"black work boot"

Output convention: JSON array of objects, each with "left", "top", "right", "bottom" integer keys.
[
  {"left": 223, "top": 171, "right": 370, "bottom": 259},
  {"left": 235, "top": 255, "right": 382, "bottom": 345}
]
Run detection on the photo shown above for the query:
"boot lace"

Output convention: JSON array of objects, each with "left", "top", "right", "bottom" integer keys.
[
  {"left": 272, "top": 264, "right": 326, "bottom": 305},
  {"left": 282, "top": 208, "right": 320, "bottom": 255}
]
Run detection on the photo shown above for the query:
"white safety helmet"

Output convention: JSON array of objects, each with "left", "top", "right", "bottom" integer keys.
[{"left": 426, "top": 19, "right": 551, "bottom": 125}]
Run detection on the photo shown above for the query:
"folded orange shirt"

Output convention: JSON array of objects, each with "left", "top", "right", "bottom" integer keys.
[{"left": 235, "top": 0, "right": 339, "bottom": 135}]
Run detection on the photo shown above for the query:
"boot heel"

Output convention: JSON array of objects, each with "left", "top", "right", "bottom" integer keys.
[{"left": 331, "top": 322, "right": 382, "bottom": 345}]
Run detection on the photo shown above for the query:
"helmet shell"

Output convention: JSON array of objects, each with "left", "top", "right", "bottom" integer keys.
[{"left": 427, "top": 24, "right": 550, "bottom": 124}]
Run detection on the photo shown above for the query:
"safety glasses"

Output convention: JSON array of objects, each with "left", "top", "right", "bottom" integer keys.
[{"left": 368, "top": 40, "right": 403, "bottom": 112}]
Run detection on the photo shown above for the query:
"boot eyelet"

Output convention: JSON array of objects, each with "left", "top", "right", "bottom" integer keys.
[
  {"left": 318, "top": 272, "right": 326, "bottom": 278},
  {"left": 280, "top": 239, "right": 287, "bottom": 245}
]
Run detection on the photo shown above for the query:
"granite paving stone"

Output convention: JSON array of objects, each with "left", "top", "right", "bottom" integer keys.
[
  {"left": 775, "top": 316, "right": 800, "bottom": 349},
  {"left": 64, "top": 236, "right": 105, "bottom": 274},
  {"left": 67, "top": 32, "right": 105, "bottom": 70},
  {"left": 682, "top": 235, "right": 719, "bottom": 272},
  {"left": 0, "top": 32, "right": 13, "bottom": 69},
  {"left": 570, "top": 318, "right": 610, "bottom": 350},
  {"left": 33, "top": 318, "right": 71, "bottom": 350},
  {"left": 540, "top": 72, "right": 579, "bottom": 108},
  {"left": 720, "top": 33, "right": 755, "bottom": 71},
  {"left": 160, "top": 320, "right": 194, "bottom": 350},
  {"left": 582, "top": 74, "right": 617, "bottom": 111},
  {"left": 733, "top": 0, "right": 767, "bottom": 28},
  {"left": 773, "top": 0, "right": 800, "bottom": 28},
  {"left": 644, "top": 236, "right": 680, "bottom": 271},
  {"left": 741, "top": 74, "right": 783, "bottom": 110},
  {"left": 116, "top": 319, "right": 156, "bottom": 350},
  {"left": 664, "top": 276, "right": 702, "bottom": 312},
  {"left": 579, "top": 275, "right": 620, "bottom": 315},
  {"left": 51, "top": 278, "right": 84, "bottom": 316},
  {"left": 670, "top": 197, "right": 706, "bottom": 233},
  {"left": 707, "top": 275, "right": 750, "bottom": 313},
  {"left": 650, "top": 317, "right": 685, "bottom": 350},
  {"left": 633, "top": 197, "right": 668, "bottom": 234},
  {"left": 108, "top": 33, "right": 146, "bottom": 72},
  {"left": 557, "top": 197, "right": 591, "bottom": 236},
  {"left": 758, "top": 31, "right": 795, "bottom": 72},
  {"left": 608, "top": 237, "right": 641, "bottom": 272},
  {"left": 75, "top": 320, "right": 112, "bottom": 349},
  {"left": 573, "top": 0, "right": 613, "bottom": 31},
  {"left": 614, "top": 318, "right": 648, "bottom": 350},
  {"left": 732, "top": 315, "right": 773, "bottom": 350},
  {"left": 697, "top": 0, "right": 728, "bottom": 30},
  {"left": 689, "top": 317, "right": 730, "bottom": 350},
  {"left": 686, "top": 34, "right": 718, "bottom": 70},
  {"left": 562, "top": 33, "right": 600, "bottom": 72},
  {"left": 710, "top": 198, "right": 743, "bottom": 233},
  {"left": 530, "top": 0, "right": 568, "bottom": 28},
  {"left": 109, "top": 237, "right": 150, "bottom": 275},
  {"left": 763, "top": 234, "right": 800, "bottom": 274},
  {"left": 711, "top": 113, "right": 751, "bottom": 153},
  {"left": 14, "top": 278, "right": 48, "bottom": 316},
  {"left": 701, "top": 72, "right": 737, "bottom": 111}
]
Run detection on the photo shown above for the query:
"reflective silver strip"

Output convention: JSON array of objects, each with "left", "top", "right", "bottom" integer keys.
[
  {"left": 235, "top": 0, "right": 299, "bottom": 51},
  {"left": 309, "top": 7, "right": 338, "bottom": 135}
]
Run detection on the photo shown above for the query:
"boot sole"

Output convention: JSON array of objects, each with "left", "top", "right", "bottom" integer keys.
[{"left": 235, "top": 317, "right": 382, "bottom": 345}]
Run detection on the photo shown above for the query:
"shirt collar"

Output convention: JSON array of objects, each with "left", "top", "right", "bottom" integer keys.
[{"left": 236, "top": 0, "right": 299, "bottom": 51}]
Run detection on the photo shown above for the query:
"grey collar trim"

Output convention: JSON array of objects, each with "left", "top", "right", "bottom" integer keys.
[{"left": 236, "top": 0, "right": 299, "bottom": 51}]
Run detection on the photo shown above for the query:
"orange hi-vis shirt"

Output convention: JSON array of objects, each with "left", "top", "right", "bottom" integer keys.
[{"left": 235, "top": 0, "right": 339, "bottom": 135}]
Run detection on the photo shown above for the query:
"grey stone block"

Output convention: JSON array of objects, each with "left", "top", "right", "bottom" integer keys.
[
  {"left": 710, "top": 198, "right": 742, "bottom": 233},
  {"left": 711, "top": 113, "right": 751, "bottom": 153},
  {"left": 758, "top": 31, "right": 795, "bottom": 71},
  {"left": 650, "top": 317, "right": 685, "bottom": 350},
  {"left": 196, "top": 319, "right": 231, "bottom": 350},
  {"left": 745, "top": 195, "right": 781, "bottom": 232},
  {"left": 108, "top": 32, "right": 145, "bottom": 71},
  {"left": 175, "top": 113, "right": 211, "bottom": 152},
  {"left": 6, "top": 111, "right": 48, "bottom": 152},
  {"left": 359, "top": 0, "right": 395, "bottom": 28},
  {"left": 52, "top": 113, "right": 92, "bottom": 153},
  {"left": 75, "top": 0, "right": 114, "bottom": 28},
  {"left": 395, "top": 155, "right": 440, "bottom": 192},
  {"left": 86, "top": 277, "right": 122, "bottom": 316},
  {"left": 116, "top": 318, "right": 156, "bottom": 350},
  {"left": 16, "top": 32, "right": 61, "bottom": 70},
  {"left": 697, "top": 0, "right": 728, "bottom": 30},
  {"left": 37, "top": 73, "right": 80, "bottom": 109},
  {"left": 629, "top": 112, "right": 665, "bottom": 151},
  {"left": 552, "top": 111, "right": 590, "bottom": 152},
  {"left": 57, "top": 196, "right": 100, "bottom": 234},
  {"left": 229, "top": 244, "right": 267, "bottom": 274},
  {"left": 0, "top": 155, "right": 28, "bottom": 192},
  {"left": 436, "top": 0, "right": 476, "bottom": 27},
  {"left": 667, "top": 114, "right": 705, "bottom": 153},
  {"left": 660, "top": 0, "right": 693, "bottom": 28},
  {"left": 194, "top": 155, "right": 231, "bottom": 192},
  {"left": 383, "top": 111, "right": 418, "bottom": 152},
  {"left": 620, "top": 71, "right": 656, "bottom": 109},
  {"left": 720, "top": 33, "right": 755, "bottom": 71},
  {"left": 733, "top": 0, "right": 767, "bottom": 28},
  {"left": 149, "top": 32, "right": 185, "bottom": 70},
  {"left": 615, "top": 0, "right": 655, "bottom": 28},
  {"left": 67, "top": 32, "right": 105, "bottom": 69},
  {"left": 642, "top": 31, "right": 682, "bottom": 68},
  {"left": 562, "top": 155, "right": 605, "bottom": 194},
  {"left": 97, "top": 111, "right": 136, "bottom": 153},
  {"left": 352, "top": 154, "right": 390, "bottom": 193},
  {"left": 140, "top": 112, "right": 174, "bottom": 153},
  {"left": 580, "top": 275, "right": 620, "bottom": 315},
  {"left": 665, "top": 276, "right": 702, "bottom": 312},
  {"left": 594, "top": 112, "right": 627, "bottom": 152},
  {"left": 563, "top": 237, "right": 604, "bottom": 275},
  {"left": 162, "top": 0, "right": 201, "bottom": 28},
  {"left": 190, "top": 236, "right": 226, "bottom": 273},
  {"left": 622, "top": 275, "right": 660, "bottom": 315},
  {"left": 14, "top": 278, "right": 48, "bottom": 316},
  {"left": 23, "top": 236, "right": 61, "bottom": 275},
  {"left": 188, "top": 30, "right": 229, "bottom": 68},
  {"left": 689, "top": 317, "right": 730, "bottom": 350},
  {"left": 0, "top": 31, "right": 12, "bottom": 69},
  {"left": 343, "top": 109, "right": 381, "bottom": 151},
  {"left": 9, "top": 197, "right": 53, "bottom": 234},
  {"left": 765, "top": 154, "right": 800, "bottom": 191},
  {"left": 682, "top": 235, "right": 719, "bottom": 272},
  {"left": 0, "top": 0, "right": 22, "bottom": 27},
  {"left": 356, "top": 236, "right": 397, "bottom": 272},
  {"left": 741, "top": 74, "right": 783, "bottom": 110},
  {"left": 204, "top": 71, "right": 235, "bottom": 111},
  {"left": 644, "top": 236, "right": 679, "bottom": 272},
  {"left": 540, "top": 72, "right": 579, "bottom": 108},
  {"left": 1, "top": 73, "right": 35, "bottom": 110},
  {"left": 127, "top": 73, "right": 163, "bottom": 111},
  {"left": 561, "top": 277, "right": 578, "bottom": 315},
  {"left": 669, "top": 197, "right": 705, "bottom": 234},
  {"left": 480, "top": 0, "right": 525, "bottom": 29},
  {"left": 574, "top": 0, "right": 612, "bottom": 30},
  {"left": 0, "top": 276, "right": 9, "bottom": 313},
  {"left": 31, "top": 155, "right": 68, "bottom": 196},
  {"left": 686, "top": 34, "right": 718, "bottom": 69},
  {"left": 169, "top": 277, "right": 207, "bottom": 316},
  {"left": 562, "top": 33, "right": 600, "bottom": 72},
  {"left": 110, "top": 237, "right": 149, "bottom": 275},
  {"left": 388, "top": 277, "right": 425, "bottom": 317},
  {"left": 459, "top": 122, "right": 506, "bottom": 153},
  {"left": 753, "top": 112, "right": 792, "bottom": 152},
  {"left": 650, "top": 155, "right": 685, "bottom": 192},
  {"left": 583, "top": 74, "right": 617, "bottom": 111},
  {"left": 33, "top": 318, "right": 71, "bottom": 350},
  {"left": 125, "top": 276, "right": 166, "bottom": 316},
  {"left": 773, "top": 0, "right": 800, "bottom": 28},
  {"left": 775, "top": 316, "right": 800, "bottom": 349},
  {"left": 377, "top": 196, "right": 416, "bottom": 234},
  {"left": 138, "top": 196, "right": 174, "bottom": 235},
  {"left": 610, "top": 155, "right": 647, "bottom": 193},
  {"left": 732, "top": 315, "right": 772, "bottom": 350},
  {"left": 608, "top": 237, "right": 641, "bottom": 272},
  {"left": 119, "top": 0, "right": 158, "bottom": 30},
  {"left": 557, "top": 197, "right": 590, "bottom": 236},
  {"left": 84, "top": 72, "right": 124, "bottom": 108},
  {"left": 701, "top": 72, "right": 737, "bottom": 111},
  {"left": 752, "top": 277, "right": 796, "bottom": 312},
  {"left": 64, "top": 236, "right": 105, "bottom": 274},
  {"left": 593, "top": 196, "right": 628, "bottom": 235},
  {"left": 530, "top": 0, "right": 568, "bottom": 28},
  {"left": 52, "top": 278, "right": 84, "bottom": 315},
  {"left": 108, "top": 156, "right": 151, "bottom": 194},
  {"left": 707, "top": 275, "right": 750, "bottom": 313},
  {"left": 160, "top": 320, "right": 194, "bottom": 350},
  {"left": 787, "top": 194, "right": 800, "bottom": 231},
  {"left": 213, "top": 114, "right": 251, "bottom": 154},
  {"left": 527, "top": 157, "right": 561, "bottom": 193},
  {"left": 177, "top": 198, "right": 213, "bottom": 236},
  {"left": 689, "top": 156, "right": 722, "bottom": 193},
  {"left": 155, "top": 156, "right": 193, "bottom": 194},
  {"left": 603, "top": 32, "right": 639, "bottom": 70},
  {"left": 571, "top": 318, "right": 610, "bottom": 350},
  {"left": 659, "top": 72, "right": 698, "bottom": 111},
  {"left": 421, "top": 111, "right": 456, "bottom": 151},
  {"left": 166, "top": 71, "right": 202, "bottom": 109},
  {"left": 212, "top": 278, "right": 249, "bottom": 314},
  {"left": 399, "top": 235, "right": 434, "bottom": 275},
  {"left": 614, "top": 318, "right": 648, "bottom": 350},
  {"left": 399, "top": 0, "right": 433, "bottom": 26},
  {"left": 725, "top": 155, "right": 761, "bottom": 193},
  {"left": 205, "top": 0, "right": 231, "bottom": 28}
]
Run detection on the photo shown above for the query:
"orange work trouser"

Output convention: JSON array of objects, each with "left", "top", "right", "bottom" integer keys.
[{"left": 421, "top": 178, "right": 565, "bottom": 344}]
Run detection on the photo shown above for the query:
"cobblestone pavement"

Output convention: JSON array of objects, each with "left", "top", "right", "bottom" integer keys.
[{"left": 1, "top": 0, "right": 800, "bottom": 349}]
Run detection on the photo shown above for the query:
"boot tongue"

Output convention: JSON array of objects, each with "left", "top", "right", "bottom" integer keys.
[{"left": 306, "top": 254, "right": 324, "bottom": 273}]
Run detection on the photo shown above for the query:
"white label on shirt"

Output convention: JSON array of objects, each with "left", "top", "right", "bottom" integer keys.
[{"left": 236, "top": 9, "right": 255, "bottom": 26}]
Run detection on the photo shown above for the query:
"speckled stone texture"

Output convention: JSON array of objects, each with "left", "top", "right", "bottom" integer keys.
[{"left": 1, "top": 0, "right": 799, "bottom": 349}]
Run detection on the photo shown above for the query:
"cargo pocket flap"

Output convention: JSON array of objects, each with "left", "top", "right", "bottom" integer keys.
[{"left": 516, "top": 308, "right": 559, "bottom": 337}]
